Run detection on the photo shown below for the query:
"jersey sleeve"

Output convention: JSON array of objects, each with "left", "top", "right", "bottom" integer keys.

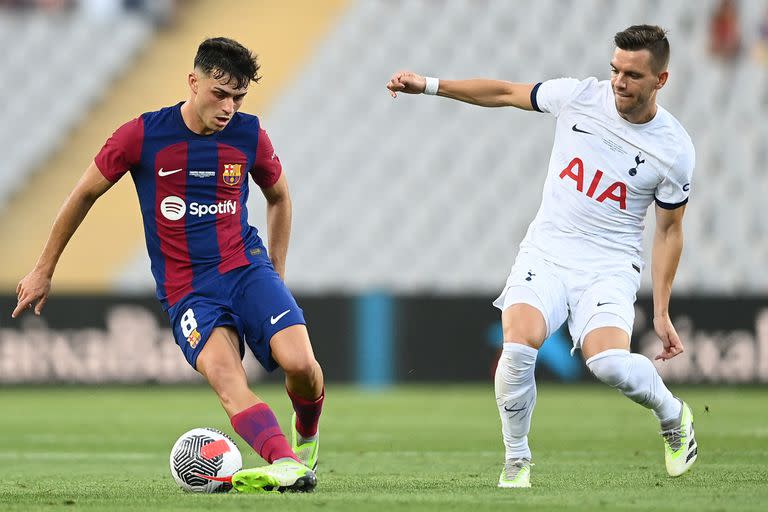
[
  {"left": 94, "top": 117, "right": 144, "bottom": 182},
  {"left": 531, "top": 77, "right": 582, "bottom": 116},
  {"left": 655, "top": 140, "right": 695, "bottom": 209},
  {"left": 250, "top": 128, "right": 282, "bottom": 188}
]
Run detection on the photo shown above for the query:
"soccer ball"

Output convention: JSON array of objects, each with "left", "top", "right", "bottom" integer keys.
[{"left": 169, "top": 427, "right": 242, "bottom": 493}]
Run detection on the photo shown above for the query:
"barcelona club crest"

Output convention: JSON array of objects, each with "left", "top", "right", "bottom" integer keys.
[
  {"left": 187, "top": 328, "right": 201, "bottom": 349},
  {"left": 222, "top": 163, "right": 242, "bottom": 186}
]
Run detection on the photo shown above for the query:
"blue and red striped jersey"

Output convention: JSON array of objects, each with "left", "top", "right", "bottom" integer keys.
[{"left": 95, "top": 102, "right": 281, "bottom": 309}]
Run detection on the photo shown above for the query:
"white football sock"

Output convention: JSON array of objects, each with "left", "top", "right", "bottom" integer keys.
[
  {"left": 586, "top": 348, "right": 682, "bottom": 424},
  {"left": 495, "top": 342, "right": 538, "bottom": 461}
]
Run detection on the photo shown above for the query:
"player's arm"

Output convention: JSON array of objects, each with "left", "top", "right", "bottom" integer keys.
[
  {"left": 261, "top": 173, "right": 292, "bottom": 280},
  {"left": 387, "top": 70, "right": 536, "bottom": 109},
  {"left": 12, "top": 161, "right": 114, "bottom": 318},
  {"left": 651, "top": 204, "right": 686, "bottom": 361}
]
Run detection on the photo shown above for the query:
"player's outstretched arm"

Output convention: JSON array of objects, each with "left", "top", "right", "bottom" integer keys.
[
  {"left": 387, "top": 70, "right": 536, "bottom": 109},
  {"left": 261, "top": 174, "right": 292, "bottom": 280},
  {"left": 651, "top": 204, "right": 686, "bottom": 361},
  {"left": 12, "top": 161, "right": 114, "bottom": 318}
]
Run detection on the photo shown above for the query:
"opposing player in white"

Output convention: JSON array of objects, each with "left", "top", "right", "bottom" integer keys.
[{"left": 387, "top": 25, "right": 697, "bottom": 487}]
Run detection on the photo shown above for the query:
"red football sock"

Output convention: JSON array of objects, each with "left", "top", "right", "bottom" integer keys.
[
  {"left": 287, "top": 387, "right": 324, "bottom": 438},
  {"left": 230, "top": 403, "right": 299, "bottom": 464}
]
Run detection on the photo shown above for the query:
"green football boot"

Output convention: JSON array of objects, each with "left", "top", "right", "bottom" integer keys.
[
  {"left": 230, "top": 459, "right": 317, "bottom": 493},
  {"left": 290, "top": 412, "right": 319, "bottom": 471},
  {"left": 661, "top": 400, "right": 698, "bottom": 477},
  {"left": 498, "top": 457, "right": 532, "bottom": 488}
]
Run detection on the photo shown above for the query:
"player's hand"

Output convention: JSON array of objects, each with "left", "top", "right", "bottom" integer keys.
[
  {"left": 12, "top": 269, "right": 51, "bottom": 318},
  {"left": 387, "top": 71, "right": 427, "bottom": 98},
  {"left": 653, "top": 314, "right": 684, "bottom": 361}
]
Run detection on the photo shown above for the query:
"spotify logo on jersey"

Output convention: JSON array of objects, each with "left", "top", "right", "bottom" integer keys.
[{"left": 161, "top": 196, "right": 186, "bottom": 221}]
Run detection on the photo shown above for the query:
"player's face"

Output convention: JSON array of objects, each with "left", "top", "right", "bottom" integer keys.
[
  {"left": 610, "top": 48, "right": 667, "bottom": 122},
  {"left": 189, "top": 70, "right": 248, "bottom": 134}
]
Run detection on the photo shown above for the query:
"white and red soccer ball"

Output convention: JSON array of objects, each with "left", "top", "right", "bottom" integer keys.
[{"left": 169, "top": 427, "right": 242, "bottom": 493}]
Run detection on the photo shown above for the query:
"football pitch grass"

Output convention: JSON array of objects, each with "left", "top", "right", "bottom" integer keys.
[{"left": 1, "top": 384, "right": 766, "bottom": 511}]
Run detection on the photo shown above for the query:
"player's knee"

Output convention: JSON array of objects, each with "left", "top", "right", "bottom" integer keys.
[
  {"left": 586, "top": 349, "right": 632, "bottom": 389},
  {"left": 502, "top": 325, "right": 544, "bottom": 349},
  {"left": 200, "top": 362, "right": 245, "bottom": 395},
  {"left": 282, "top": 356, "right": 320, "bottom": 380},
  {"left": 502, "top": 306, "right": 547, "bottom": 348}
]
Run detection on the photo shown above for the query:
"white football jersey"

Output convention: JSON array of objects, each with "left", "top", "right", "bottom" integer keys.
[{"left": 518, "top": 77, "right": 695, "bottom": 273}]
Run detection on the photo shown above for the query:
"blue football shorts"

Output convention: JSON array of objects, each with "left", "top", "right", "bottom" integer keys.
[{"left": 167, "top": 264, "right": 305, "bottom": 372}]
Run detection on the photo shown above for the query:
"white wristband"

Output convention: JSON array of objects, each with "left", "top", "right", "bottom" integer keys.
[{"left": 423, "top": 76, "right": 439, "bottom": 95}]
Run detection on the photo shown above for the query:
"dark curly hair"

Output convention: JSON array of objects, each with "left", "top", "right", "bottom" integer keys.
[{"left": 193, "top": 37, "right": 261, "bottom": 89}]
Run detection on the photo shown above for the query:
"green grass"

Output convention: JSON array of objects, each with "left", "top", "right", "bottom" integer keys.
[{"left": 0, "top": 384, "right": 766, "bottom": 511}]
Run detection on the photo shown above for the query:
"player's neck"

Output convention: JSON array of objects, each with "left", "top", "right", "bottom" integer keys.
[
  {"left": 619, "top": 102, "right": 657, "bottom": 125},
  {"left": 180, "top": 100, "right": 213, "bottom": 135}
]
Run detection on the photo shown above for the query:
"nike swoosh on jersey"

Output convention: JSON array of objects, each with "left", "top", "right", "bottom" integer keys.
[
  {"left": 571, "top": 124, "right": 594, "bottom": 135},
  {"left": 158, "top": 167, "right": 184, "bottom": 177},
  {"left": 270, "top": 309, "right": 291, "bottom": 325},
  {"left": 596, "top": 301, "right": 616, "bottom": 307}
]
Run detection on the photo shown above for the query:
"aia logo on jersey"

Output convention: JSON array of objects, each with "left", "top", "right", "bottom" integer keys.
[
  {"left": 559, "top": 157, "right": 627, "bottom": 210},
  {"left": 222, "top": 163, "right": 242, "bottom": 186}
]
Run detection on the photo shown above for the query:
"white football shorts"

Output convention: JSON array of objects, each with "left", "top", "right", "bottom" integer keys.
[{"left": 492, "top": 250, "right": 641, "bottom": 352}]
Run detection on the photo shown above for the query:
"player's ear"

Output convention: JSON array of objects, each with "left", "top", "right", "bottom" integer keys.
[
  {"left": 655, "top": 70, "right": 668, "bottom": 90},
  {"left": 188, "top": 72, "right": 198, "bottom": 94}
]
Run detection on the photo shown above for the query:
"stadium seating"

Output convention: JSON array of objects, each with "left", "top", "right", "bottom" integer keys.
[{"left": 0, "top": 8, "right": 151, "bottom": 204}]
